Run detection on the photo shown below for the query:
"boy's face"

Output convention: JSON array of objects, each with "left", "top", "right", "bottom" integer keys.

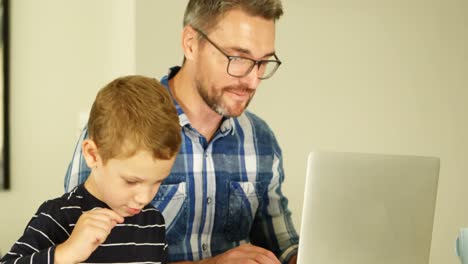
[{"left": 84, "top": 143, "right": 175, "bottom": 218}]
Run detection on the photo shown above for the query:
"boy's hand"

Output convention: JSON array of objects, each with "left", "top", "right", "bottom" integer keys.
[{"left": 55, "top": 208, "right": 124, "bottom": 264}]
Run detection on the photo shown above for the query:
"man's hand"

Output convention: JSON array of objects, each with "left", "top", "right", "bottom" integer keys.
[
  {"left": 288, "top": 254, "right": 297, "bottom": 264},
  {"left": 172, "top": 244, "right": 281, "bottom": 264},
  {"left": 55, "top": 208, "right": 124, "bottom": 264}
]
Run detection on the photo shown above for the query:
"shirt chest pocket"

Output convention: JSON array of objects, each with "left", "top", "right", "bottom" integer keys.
[
  {"left": 225, "top": 181, "right": 265, "bottom": 242},
  {"left": 152, "top": 183, "right": 187, "bottom": 240}
]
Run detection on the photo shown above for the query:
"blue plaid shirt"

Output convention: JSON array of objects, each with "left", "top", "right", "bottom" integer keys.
[{"left": 64, "top": 67, "right": 299, "bottom": 263}]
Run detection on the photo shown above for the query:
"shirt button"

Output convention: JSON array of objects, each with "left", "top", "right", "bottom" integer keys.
[
  {"left": 202, "top": 243, "right": 208, "bottom": 251},
  {"left": 207, "top": 197, "right": 212, "bottom": 204}
]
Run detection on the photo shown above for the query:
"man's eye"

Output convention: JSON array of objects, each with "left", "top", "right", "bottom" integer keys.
[{"left": 230, "top": 57, "right": 248, "bottom": 64}]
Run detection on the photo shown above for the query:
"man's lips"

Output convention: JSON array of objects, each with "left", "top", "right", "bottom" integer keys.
[{"left": 225, "top": 88, "right": 253, "bottom": 100}]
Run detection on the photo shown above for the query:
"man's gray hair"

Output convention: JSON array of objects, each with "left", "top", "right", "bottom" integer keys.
[{"left": 183, "top": 0, "right": 283, "bottom": 32}]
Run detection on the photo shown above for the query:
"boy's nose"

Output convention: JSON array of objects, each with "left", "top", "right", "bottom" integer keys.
[{"left": 134, "top": 190, "right": 153, "bottom": 206}]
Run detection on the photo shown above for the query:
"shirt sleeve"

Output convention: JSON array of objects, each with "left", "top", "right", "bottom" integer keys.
[
  {"left": 0, "top": 247, "right": 56, "bottom": 264},
  {"left": 64, "top": 126, "right": 91, "bottom": 192},
  {"left": 249, "top": 134, "right": 299, "bottom": 264},
  {"left": 0, "top": 202, "right": 69, "bottom": 264}
]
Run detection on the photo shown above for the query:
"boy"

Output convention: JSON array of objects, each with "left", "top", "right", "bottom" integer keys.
[{"left": 1, "top": 75, "right": 181, "bottom": 263}]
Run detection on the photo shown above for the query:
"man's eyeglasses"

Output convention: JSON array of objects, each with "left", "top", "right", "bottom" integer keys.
[{"left": 193, "top": 27, "right": 282, "bottom": 80}]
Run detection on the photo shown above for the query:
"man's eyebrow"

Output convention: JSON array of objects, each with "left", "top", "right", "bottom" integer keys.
[{"left": 229, "top": 46, "right": 276, "bottom": 59}]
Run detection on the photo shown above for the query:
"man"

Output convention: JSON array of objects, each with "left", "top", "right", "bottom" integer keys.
[{"left": 65, "top": 1, "right": 299, "bottom": 263}]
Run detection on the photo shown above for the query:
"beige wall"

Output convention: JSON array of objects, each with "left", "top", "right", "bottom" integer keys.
[
  {"left": 0, "top": 0, "right": 136, "bottom": 255},
  {"left": 255, "top": 2, "right": 467, "bottom": 264},
  {"left": 1, "top": 1, "right": 467, "bottom": 264}
]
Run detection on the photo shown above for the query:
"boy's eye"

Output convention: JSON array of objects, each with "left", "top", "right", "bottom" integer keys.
[
  {"left": 153, "top": 181, "right": 162, "bottom": 187},
  {"left": 125, "top": 179, "right": 138, "bottom": 185}
]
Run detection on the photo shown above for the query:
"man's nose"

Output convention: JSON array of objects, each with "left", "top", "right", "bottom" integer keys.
[{"left": 240, "top": 65, "right": 262, "bottom": 89}]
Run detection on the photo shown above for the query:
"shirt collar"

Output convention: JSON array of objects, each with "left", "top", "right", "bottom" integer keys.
[{"left": 160, "top": 66, "right": 235, "bottom": 136}]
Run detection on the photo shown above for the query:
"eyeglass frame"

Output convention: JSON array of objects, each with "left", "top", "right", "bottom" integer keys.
[{"left": 192, "top": 27, "right": 282, "bottom": 80}]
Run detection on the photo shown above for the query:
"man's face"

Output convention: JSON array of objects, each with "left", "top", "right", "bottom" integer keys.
[
  {"left": 86, "top": 150, "right": 175, "bottom": 218},
  {"left": 194, "top": 9, "right": 276, "bottom": 117}
]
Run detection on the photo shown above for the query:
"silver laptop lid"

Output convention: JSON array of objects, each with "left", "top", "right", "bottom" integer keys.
[{"left": 297, "top": 151, "right": 439, "bottom": 264}]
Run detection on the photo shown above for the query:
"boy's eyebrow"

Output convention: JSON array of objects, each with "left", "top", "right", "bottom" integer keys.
[
  {"left": 122, "top": 174, "right": 165, "bottom": 184},
  {"left": 121, "top": 174, "right": 144, "bottom": 181}
]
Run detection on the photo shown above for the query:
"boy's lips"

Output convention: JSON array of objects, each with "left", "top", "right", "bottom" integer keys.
[{"left": 127, "top": 207, "right": 141, "bottom": 215}]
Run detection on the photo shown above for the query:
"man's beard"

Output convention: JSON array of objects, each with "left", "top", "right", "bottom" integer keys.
[{"left": 196, "top": 80, "right": 255, "bottom": 117}]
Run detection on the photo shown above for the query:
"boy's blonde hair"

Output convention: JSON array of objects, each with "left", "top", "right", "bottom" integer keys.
[{"left": 88, "top": 75, "right": 181, "bottom": 163}]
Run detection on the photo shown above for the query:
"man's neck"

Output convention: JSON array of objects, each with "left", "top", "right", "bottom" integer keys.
[{"left": 169, "top": 66, "right": 223, "bottom": 142}]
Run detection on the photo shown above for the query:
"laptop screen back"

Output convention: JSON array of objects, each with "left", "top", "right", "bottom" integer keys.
[{"left": 297, "top": 151, "right": 439, "bottom": 264}]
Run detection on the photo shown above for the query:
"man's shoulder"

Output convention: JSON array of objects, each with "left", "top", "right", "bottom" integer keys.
[
  {"left": 234, "top": 111, "right": 283, "bottom": 153},
  {"left": 238, "top": 111, "right": 275, "bottom": 136}
]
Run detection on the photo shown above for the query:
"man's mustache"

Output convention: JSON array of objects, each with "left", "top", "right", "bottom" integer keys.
[{"left": 222, "top": 85, "right": 255, "bottom": 95}]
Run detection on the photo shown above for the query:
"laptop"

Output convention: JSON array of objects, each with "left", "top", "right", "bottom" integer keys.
[{"left": 297, "top": 151, "right": 440, "bottom": 264}]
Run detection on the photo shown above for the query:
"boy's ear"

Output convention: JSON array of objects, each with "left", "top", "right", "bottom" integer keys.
[
  {"left": 181, "top": 25, "right": 198, "bottom": 61},
  {"left": 82, "top": 139, "right": 100, "bottom": 168}
]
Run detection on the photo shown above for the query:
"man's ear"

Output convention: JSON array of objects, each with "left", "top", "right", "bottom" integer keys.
[
  {"left": 82, "top": 139, "right": 100, "bottom": 168},
  {"left": 181, "top": 25, "right": 199, "bottom": 61}
]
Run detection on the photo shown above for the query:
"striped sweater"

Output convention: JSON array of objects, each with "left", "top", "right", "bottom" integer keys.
[{"left": 0, "top": 184, "right": 167, "bottom": 264}]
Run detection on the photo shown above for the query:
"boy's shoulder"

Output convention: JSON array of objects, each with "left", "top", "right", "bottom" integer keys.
[
  {"left": 35, "top": 185, "right": 88, "bottom": 220},
  {"left": 133, "top": 205, "right": 166, "bottom": 226}
]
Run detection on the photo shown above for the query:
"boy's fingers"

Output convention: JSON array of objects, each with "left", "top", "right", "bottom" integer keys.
[
  {"left": 76, "top": 209, "right": 123, "bottom": 236},
  {"left": 94, "top": 208, "right": 125, "bottom": 223},
  {"left": 87, "top": 208, "right": 124, "bottom": 224}
]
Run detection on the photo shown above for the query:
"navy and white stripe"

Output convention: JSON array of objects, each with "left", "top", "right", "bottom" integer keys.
[
  {"left": 0, "top": 185, "right": 167, "bottom": 264},
  {"left": 64, "top": 66, "right": 299, "bottom": 264}
]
